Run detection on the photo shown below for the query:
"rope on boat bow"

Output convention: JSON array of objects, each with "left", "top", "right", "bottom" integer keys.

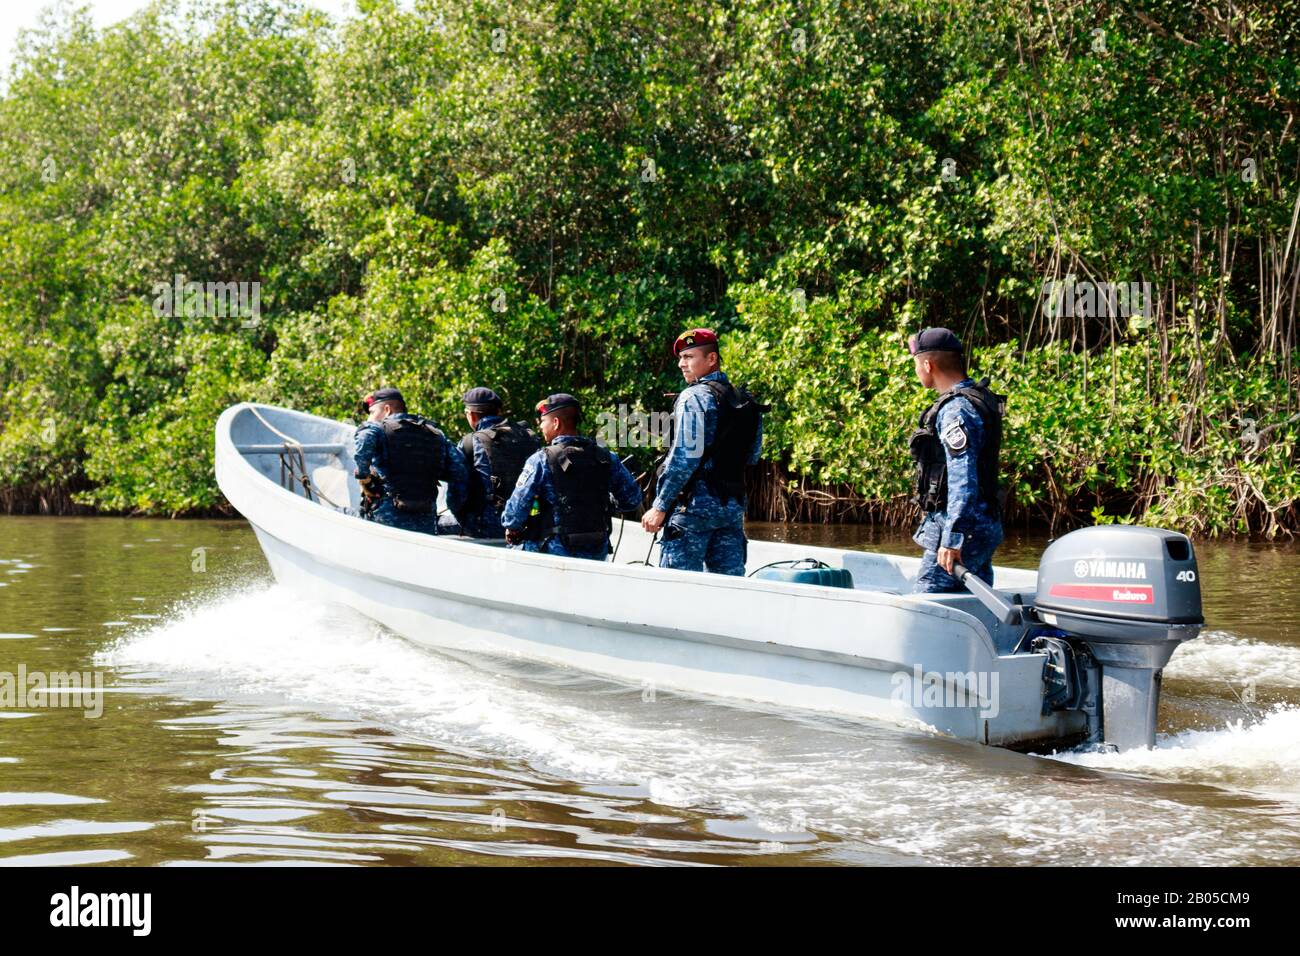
[{"left": 246, "top": 405, "right": 347, "bottom": 511}]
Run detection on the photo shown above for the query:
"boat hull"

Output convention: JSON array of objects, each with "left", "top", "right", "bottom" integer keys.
[{"left": 217, "top": 403, "right": 1086, "bottom": 749}]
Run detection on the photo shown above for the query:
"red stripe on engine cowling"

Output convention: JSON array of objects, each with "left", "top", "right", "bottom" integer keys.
[{"left": 1048, "top": 583, "right": 1155, "bottom": 604}]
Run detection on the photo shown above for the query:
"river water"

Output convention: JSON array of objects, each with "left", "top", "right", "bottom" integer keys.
[{"left": 1, "top": 516, "right": 1298, "bottom": 866}]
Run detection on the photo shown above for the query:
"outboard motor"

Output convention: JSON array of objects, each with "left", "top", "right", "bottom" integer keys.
[
  {"left": 1033, "top": 526, "right": 1203, "bottom": 750},
  {"left": 953, "top": 525, "right": 1202, "bottom": 751}
]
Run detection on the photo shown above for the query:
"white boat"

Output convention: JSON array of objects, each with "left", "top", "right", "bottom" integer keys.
[{"left": 215, "top": 403, "right": 1203, "bottom": 752}]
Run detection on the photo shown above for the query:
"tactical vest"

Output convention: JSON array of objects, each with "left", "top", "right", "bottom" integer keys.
[
  {"left": 676, "top": 379, "right": 764, "bottom": 505},
  {"left": 543, "top": 438, "right": 614, "bottom": 552},
  {"left": 460, "top": 420, "right": 541, "bottom": 512},
  {"left": 379, "top": 416, "right": 448, "bottom": 514},
  {"left": 909, "top": 378, "right": 1005, "bottom": 518}
]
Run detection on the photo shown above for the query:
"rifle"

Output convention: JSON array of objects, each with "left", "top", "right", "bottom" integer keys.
[{"left": 357, "top": 473, "right": 383, "bottom": 520}]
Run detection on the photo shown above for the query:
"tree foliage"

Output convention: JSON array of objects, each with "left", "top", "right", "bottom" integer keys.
[{"left": 0, "top": 0, "right": 1296, "bottom": 533}]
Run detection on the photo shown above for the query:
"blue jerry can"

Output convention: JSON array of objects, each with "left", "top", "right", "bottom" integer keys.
[{"left": 752, "top": 563, "right": 854, "bottom": 589}]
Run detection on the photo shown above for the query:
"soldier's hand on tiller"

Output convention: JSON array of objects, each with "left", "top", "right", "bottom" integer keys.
[{"left": 938, "top": 546, "right": 962, "bottom": 575}]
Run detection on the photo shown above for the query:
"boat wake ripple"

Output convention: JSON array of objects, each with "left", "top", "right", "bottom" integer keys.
[
  {"left": 1163, "top": 629, "right": 1300, "bottom": 689},
  {"left": 98, "top": 585, "right": 1300, "bottom": 865}
]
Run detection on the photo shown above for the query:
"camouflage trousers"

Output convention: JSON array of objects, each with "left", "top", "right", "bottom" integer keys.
[
  {"left": 511, "top": 536, "right": 609, "bottom": 561},
  {"left": 461, "top": 505, "right": 505, "bottom": 539},
  {"left": 911, "top": 512, "right": 1003, "bottom": 593},
  {"left": 365, "top": 499, "right": 441, "bottom": 536},
  {"left": 658, "top": 497, "right": 748, "bottom": 576},
  {"left": 438, "top": 507, "right": 504, "bottom": 539}
]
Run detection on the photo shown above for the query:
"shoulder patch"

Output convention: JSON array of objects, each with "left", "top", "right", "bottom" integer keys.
[{"left": 940, "top": 418, "right": 968, "bottom": 453}]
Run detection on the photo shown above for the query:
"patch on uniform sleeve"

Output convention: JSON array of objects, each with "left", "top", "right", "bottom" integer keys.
[{"left": 940, "top": 419, "right": 968, "bottom": 453}]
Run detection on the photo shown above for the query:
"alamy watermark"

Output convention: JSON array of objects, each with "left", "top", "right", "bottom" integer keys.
[
  {"left": 1041, "top": 278, "right": 1152, "bottom": 323},
  {"left": 0, "top": 664, "right": 104, "bottom": 718},
  {"left": 596, "top": 405, "right": 672, "bottom": 450},
  {"left": 151, "top": 273, "right": 261, "bottom": 327},
  {"left": 596, "top": 404, "right": 705, "bottom": 458},
  {"left": 890, "top": 664, "right": 1000, "bottom": 719},
  {"left": 49, "top": 886, "right": 150, "bottom": 936}
]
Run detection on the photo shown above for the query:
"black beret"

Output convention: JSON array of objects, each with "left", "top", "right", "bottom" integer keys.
[
  {"left": 908, "top": 327, "right": 964, "bottom": 355},
  {"left": 462, "top": 386, "right": 502, "bottom": 410},
  {"left": 364, "top": 386, "right": 404, "bottom": 407},
  {"left": 535, "top": 393, "right": 580, "bottom": 417}
]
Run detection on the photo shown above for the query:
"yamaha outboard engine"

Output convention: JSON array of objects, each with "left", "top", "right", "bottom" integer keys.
[{"left": 1033, "top": 526, "right": 1203, "bottom": 750}]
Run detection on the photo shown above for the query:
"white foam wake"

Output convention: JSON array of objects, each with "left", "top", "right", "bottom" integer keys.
[
  {"left": 1164, "top": 629, "right": 1300, "bottom": 690},
  {"left": 100, "top": 585, "right": 633, "bottom": 780},
  {"left": 1053, "top": 705, "right": 1300, "bottom": 799}
]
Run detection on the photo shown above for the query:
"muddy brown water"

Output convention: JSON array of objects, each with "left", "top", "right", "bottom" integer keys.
[{"left": 2, "top": 516, "right": 1298, "bottom": 865}]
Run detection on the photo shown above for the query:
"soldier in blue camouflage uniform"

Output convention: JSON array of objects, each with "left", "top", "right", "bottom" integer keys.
[
  {"left": 641, "top": 328, "right": 764, "bottom": 576},
  {"left": 353, "top": 387, "right": 469, "bottom": 535},
  {"left": 907, "top": 329, "right": 1005, "bottom": 593},
  {"left": 445, "top": 386, "right": 541, "bottom": 538},
  {"left": 501, "top": 393, "right": 643, "bottom": 560}
]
